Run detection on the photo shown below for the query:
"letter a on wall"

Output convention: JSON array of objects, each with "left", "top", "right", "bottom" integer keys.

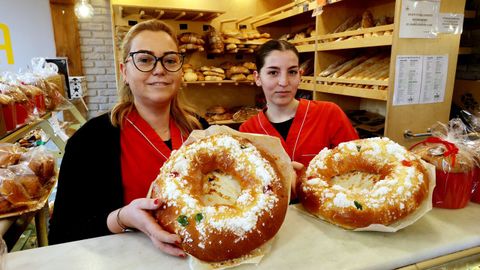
[{"left": 0, "top": 23, "right": 15, "bottom": 64}]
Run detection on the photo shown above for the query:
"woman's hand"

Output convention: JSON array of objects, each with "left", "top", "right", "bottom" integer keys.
[
  {"left": 291, "top": 161, "right": 305, "bottom": 200},
  {"left": 107, "top": 198, "right": 186, "bottom": 257}
]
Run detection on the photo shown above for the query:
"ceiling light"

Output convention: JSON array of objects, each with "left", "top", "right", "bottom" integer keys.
[{"left": 74, "top": 0, "right": 94, "bottom": 19}]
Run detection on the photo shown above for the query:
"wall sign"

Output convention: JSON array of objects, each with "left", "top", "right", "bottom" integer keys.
[
  {"left": 0, "top": 0, "right": 56, "bottom": 73},
  {"left": 399, "top": 0, "right": 440, "bottom": 38},
  {"left": 393, "top": 55, "right": 448, "bottom": 106}
]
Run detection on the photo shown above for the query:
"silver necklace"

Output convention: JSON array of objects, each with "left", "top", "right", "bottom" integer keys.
[{"left": 126, "top": 117, "right": 170, "bottom": 160}]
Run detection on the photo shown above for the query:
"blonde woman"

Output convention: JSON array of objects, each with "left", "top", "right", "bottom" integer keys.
[{"left": 49, "top": 20, "right": 206, "bottom": 257}]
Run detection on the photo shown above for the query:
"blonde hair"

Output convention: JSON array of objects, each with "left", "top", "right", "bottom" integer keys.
[{"left": 110, "top": 19, "right": 202, "bottom": 134}]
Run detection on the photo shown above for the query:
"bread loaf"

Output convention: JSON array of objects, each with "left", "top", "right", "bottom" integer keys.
[{"left": 331, "top": 56, "right": 369, "bottom": 78}]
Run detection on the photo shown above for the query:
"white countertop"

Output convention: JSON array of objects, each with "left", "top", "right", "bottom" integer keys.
[{"left": 6, "top": 203, "right": 480, "bottom": 270}]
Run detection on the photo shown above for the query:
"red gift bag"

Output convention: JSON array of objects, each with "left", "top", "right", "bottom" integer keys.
[{"left": 411, "top": 137, "right": 474, "bottom": 209}]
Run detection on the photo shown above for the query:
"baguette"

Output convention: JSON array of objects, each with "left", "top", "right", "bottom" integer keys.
[
  {"left": 319, "top": 58, "right": 348, "bottom": 77},
  {"left": 331, "top": 56, "right": 369, "bottom": 78},
  {"left": 333, "top": 16, "right": 361, "bottom": 33},
  {"left": 340, "top": 55, "right": 383, "bottom": 79},
  {"left": 351, "top": 57, "right": 389, "bottom": 79}
]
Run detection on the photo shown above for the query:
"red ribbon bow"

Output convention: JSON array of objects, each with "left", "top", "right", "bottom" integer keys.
[{"left": 410, "top": 137, "right": 459, "bottom": 167}]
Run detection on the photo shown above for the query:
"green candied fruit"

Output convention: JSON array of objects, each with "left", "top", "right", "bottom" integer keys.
[
  {"left": 177, "top": 215, "right": 189, "bottom": 227},
  {"left": 195, "top": 213, "right": 203, "bottom": 223},
  {"left": 354, "top": 201, "right": 363, "bottom": 210}
]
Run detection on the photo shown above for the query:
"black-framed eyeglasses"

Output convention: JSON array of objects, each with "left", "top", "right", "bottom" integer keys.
[{"left": 127, "top": 51, "right": 185, "bottom": 72}]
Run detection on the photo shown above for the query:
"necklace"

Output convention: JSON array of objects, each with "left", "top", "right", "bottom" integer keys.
[{"left": 126, "top": 117, "right": 170, "bottom": 160}]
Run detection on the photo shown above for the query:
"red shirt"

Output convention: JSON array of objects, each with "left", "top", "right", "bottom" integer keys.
[
  {"left": 120, "top": 109, "right": 186, "bottom": 204},
  {"left": 240, "top": 99, "right": 358, "bottom": 167}
]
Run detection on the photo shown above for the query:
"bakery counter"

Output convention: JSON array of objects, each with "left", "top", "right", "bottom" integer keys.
[{"left": 6, "top": 203, "right": 480, "bottom": 270}]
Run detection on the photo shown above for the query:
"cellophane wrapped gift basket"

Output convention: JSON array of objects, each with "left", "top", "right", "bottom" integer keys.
[{"left": 410, "top": 118, "right": 479, "bottom": 208}]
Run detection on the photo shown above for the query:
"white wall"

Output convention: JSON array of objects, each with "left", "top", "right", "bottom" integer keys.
[{"left": 0, "top": 0, "right": 56, "bottom": 73}]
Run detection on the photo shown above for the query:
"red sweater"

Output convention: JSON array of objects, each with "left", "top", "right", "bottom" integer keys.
[
  {"left": 240, "top": 99, "right": 358, "bottom": 167},
  {"left": 120, "top": 109, "right": 186, "bottom": 204}
]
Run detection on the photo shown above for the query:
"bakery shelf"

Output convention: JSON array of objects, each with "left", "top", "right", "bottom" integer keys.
[
  {"left": 316, "top": 84, "right": 388, "bottom": 101},
  {"left": 316, "top": 24, "right": 394, "bottom": 51},
  {"left": 316, "top": 77, "right": 389, "bottom": 87},
  {"left": 299, "top": 76, "right": 315, "bottom": 91},
  {"left": 317, "top": 35, "right": 392, "bottom": 51},
  {"left": 290, "top": 37, "right": 316, "bottom": 52},
  {"left": 115, "top": 5, "right": 224, "bottom": 21},
  {"left": 250, "top": 0, "right": 316, "bottom": 28},
  {"left": 183, "top": 81, "right": 255, "bottom": 87},
  {"left": 299, "top": 83, "right": 315, "bottom": 91}
]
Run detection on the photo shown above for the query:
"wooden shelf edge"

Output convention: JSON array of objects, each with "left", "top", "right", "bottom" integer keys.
[
  {"left": 317, "top": 24, "right": 394, "bottom": 41},
  {"left": 317, "top": 35, "right": 393, "bottom": 51},
  {"left": 252, "top": 0, "right": 316, "bottom": 28},
  {"left": 316, "top": 85, "right": 388, "bottom": 101},
  {"left": 183, "top": 80, "right": 255, "bottom": 86},
  {"left": 299, "top": 83, "right": 315, "bottom": 91},
  {"left": 317, "top": 77, "right": 389, "bottom": 86},
  {"left": 0, "top": 113, "right": 52, "bottom": 143},
  {"left": 296, "top": 43, "right": 315, "bottom": 52},
  {"left": 113, "top": 4, "right": 225, "bottom": 21}
]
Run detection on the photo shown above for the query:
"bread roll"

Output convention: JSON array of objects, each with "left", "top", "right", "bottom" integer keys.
[{"left": 231, "top": 74, "right": 247, "bottom": 81}]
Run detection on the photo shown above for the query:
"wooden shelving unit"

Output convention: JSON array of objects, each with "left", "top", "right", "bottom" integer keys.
[
  {"left": 247, "top": 0, "right": 465, "bottom": 146},
  {"left": 316, "top": 84, "right": 388, "bottom": 101},
  {"left": 250, "top": 0, "right": 316, "bottom": 28},
  {"left": 299, "top": 76, "right": 315, "bottom": 91},
  {"left": 116, "top": 5, "right": 224, "bottom": 22},
  {"left": 183, "top": 80, "right": 255, "bottom": 87},
  {"left": 111, "top": 4, "right": 262, "bottom": 121}
]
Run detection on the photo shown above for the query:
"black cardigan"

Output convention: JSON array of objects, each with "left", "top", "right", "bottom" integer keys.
[
  {"left": 48, "top": 113, "right": 209, "bottom": 244},
  {"left": 49, "top": 113, "right": 123, "bottom": 244}
]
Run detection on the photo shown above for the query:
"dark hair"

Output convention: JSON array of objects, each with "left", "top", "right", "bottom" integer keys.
[{"left": 255, "top": 40, "right": 300, "bottom": 72}]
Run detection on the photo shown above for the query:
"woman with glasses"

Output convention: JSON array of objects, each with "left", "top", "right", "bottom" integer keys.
[{"left": 49, "top": 20, "right": 206, "bottom": 258}]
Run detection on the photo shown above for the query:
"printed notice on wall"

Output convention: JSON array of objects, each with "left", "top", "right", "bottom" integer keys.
[
  {"left": 436, "top": 13, "right": 464, "bottom": 34},
  {"left": 399, "top": 0, "right": 440, "bottom": 38},
  {"left": 393, "top": 56, "right": 423, "bottom": 105},
  {"left": 420, "top": 55, "right": 448, "bottom": 104},
  {"left": 393, "top": 55, "right": 448, "bottom": 106}
]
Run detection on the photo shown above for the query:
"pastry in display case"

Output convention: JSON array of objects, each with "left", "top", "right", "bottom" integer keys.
[{"left": 0, "top": 143, "right": 56, "bottom": 217}]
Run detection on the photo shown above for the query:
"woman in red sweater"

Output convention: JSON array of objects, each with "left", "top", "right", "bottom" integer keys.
[{"left": 240, "top": 40, "right": 358, "bottom": 168}]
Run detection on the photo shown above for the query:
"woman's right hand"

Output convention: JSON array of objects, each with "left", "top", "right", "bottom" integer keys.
[
  {"left": 291, "top": 161, "right": 305, "bottom": 200},
  {"left": 107, "top": 198, "right": 186, "bottom": 258}
]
